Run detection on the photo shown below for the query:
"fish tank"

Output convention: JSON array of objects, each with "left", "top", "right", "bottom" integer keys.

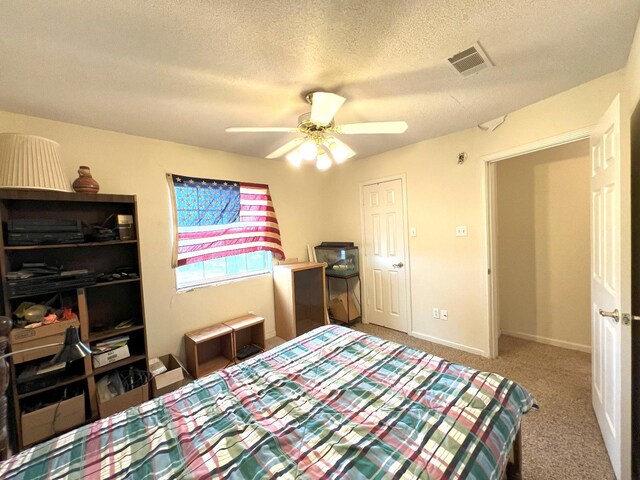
[{"left": 315, "top": 242, "right": 359, "bottom": 277}]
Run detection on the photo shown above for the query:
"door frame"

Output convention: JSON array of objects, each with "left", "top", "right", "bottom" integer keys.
[
  {"left": 482, "top": 126, "right": 593, "bottom": 358},
  {"left": 359, "top": 174, "right": 413, "bottom": 334}
]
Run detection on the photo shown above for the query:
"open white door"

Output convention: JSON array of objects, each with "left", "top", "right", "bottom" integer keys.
[
  {"left": 590, "top": 94, "right": 631, "bottom": 479},
  {"left": 362, "top": 179, "right": 409, "bottom": 333}
]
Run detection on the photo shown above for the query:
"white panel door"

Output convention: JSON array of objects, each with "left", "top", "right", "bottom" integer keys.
[
  {"left": 363, "top": 179, "right": 408, "bottom": 332},
  {"left": 590, "top": 94, "right": 631, "bottom": 479}
]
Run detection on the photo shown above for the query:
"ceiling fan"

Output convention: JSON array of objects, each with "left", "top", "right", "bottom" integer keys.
[{"left": 226, "top": 91, "right": 408, "bottom": 170}]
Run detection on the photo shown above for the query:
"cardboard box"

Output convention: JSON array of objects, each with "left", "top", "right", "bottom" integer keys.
[
  {"left": 12, "top": 338, "right": 61, "bottom": 364},
  {"left": 329, "top": 293, "right": 360, "bottom": 322},
  {"left": 92, "top": 344, "right": 130, "bottom": 368},
  {"left": 98, "top": 383, "right": 149, "bottom": 418},
  {"left": 9, "top": 320, "right": 80, "bottom": 345},
  {"left": 21, "top": 393, "right": 85, "bottom": 446},
  {"left": 9, "top": 320, "right": 80, "bottom": 364},
  {"left": 151, "top": 354, "right": 193, "bottom": 398}
]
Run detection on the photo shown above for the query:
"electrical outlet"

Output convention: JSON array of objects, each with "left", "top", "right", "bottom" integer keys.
[
  {"left": 455, "top": 226, "right": 468, "bottom": 237},
  {"left": 441, "top": 309, "right": 448, "bottom": 321},
  {"left": 432, "top": 308, "right": 440, "bottom": 319}
]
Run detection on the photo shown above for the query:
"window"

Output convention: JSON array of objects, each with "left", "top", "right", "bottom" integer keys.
[
  {"left": 176, "top": 250, "right": 272, "bottom": 289},
  {"left": 168, "top": 173, "right": 284, "bottom": 290}
]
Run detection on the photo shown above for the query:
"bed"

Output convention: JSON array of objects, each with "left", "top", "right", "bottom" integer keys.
[{"left": 0, "top": 325, "right": 535, "bottom": 479}]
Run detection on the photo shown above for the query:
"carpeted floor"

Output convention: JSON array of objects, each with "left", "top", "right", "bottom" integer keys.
[{"left": 350, "top": 323, "right": 614, "bottom": 480}]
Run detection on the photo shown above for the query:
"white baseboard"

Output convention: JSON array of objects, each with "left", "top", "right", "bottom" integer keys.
[
  {"left": 410, "top": 331, "right": 486, "bottom": 357},
  {"left": 500, "top": 330, "right": 591, "bottom": 353}
]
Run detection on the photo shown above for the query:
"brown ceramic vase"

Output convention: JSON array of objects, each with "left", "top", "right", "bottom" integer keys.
[{"left": 72, "top": 166, "right": 100, "bottom": 193}]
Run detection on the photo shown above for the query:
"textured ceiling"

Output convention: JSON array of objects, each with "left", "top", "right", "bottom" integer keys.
[{"left": 0, "top": 1, "right": 638, "bottom": 161}]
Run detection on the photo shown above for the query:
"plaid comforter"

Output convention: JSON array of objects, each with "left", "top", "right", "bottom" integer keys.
[{"left": 0, "top": 325, "right": 534, "bottom": 479}]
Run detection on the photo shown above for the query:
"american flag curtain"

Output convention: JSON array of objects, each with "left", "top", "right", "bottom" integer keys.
[{"left": 168, "top": 174, "right": 284, "bottom": 267}]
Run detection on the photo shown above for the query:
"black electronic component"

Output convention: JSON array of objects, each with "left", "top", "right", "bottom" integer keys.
[
  {"left": 236, "top": 344, "right": 261, "bottom": 360},
  {"left": 7, "top": 219, "right": 82, "bottom": 233},
  {"left": 7, "top": 231, "right": 85, "bottom": 246},
  {"left": 8, "top": 272, "right": 96, "bottom": 297}
]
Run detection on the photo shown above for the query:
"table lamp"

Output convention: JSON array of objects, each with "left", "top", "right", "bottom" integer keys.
[
  {"left": 0, "top": 133, "right": 72, "bottom": 192},
  {"left": 0, "top": 317, "right": 90, "bottom": 459}
]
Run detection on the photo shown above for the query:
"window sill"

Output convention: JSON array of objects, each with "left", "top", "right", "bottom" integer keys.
[{"left": 176, "top": 271, "right": 272, "bottom": 294}]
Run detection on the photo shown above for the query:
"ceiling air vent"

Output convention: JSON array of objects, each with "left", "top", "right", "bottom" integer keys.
[{"left": 447, "top": 42, "right": 493, "bottom": 77}]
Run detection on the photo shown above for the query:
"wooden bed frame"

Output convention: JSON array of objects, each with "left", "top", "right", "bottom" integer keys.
[{"left": 506, "top": 428, "right": 523, "bottom": 480}]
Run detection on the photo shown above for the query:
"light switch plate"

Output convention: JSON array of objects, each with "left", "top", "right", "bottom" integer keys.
[
  {"left": 441, "top": 309, "right": 448, "bottom": 321},
  {"left": 455, "top": 226, "right": 468, "bottom": 237},
  {"left": 410, "top": 227, "right": 417, "bottom": 237}
]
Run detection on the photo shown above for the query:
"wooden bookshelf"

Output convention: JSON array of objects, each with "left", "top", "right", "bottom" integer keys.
[
  {"left": 0, "top": 189, "right": 149, "bottom": 452},
  {"left": 3, "top": 240, "right": 138, "bottom": 251},
  {"left": 88, "top": 324, "right": 144, "bottom": 343}
]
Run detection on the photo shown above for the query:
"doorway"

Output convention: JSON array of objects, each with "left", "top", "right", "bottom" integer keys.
[
  {"left": 360, "top": 176, "right": 411, "bottom": 333},
  {"left": 485, "top": 130, "right": 593, "bottom": 358},
  {"left": 493, "top": 140, "right": 591, "bottom": 353},
  {"left": 485, "top": 98, "right": 633, "bottom": 478}
]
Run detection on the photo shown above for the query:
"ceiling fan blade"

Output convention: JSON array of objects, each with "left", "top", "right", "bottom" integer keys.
[
  {"left": 266, "top": 137, "right": 305, "bottom": 159},
  {"left": 226, "top": 127, "right": 299, "bottom": 133},
  {"left": 336, "top": 121, "right": 408, "bottom": 134},
  {"left": 310, "top": 92, "right": 346, "bottom": 125}
]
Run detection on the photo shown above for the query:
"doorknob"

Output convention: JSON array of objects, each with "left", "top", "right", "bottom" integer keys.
[
  {"left": 599, "top": 308, "right": 619, "bottom": 322},
  {"left": 392, "top": 262, "right": 404, "bottom": 268}
]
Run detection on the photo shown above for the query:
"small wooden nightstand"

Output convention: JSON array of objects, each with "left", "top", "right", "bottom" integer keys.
[
  {"left": 183, "top": 314, "right": 266, "bottom": 378},
  {"left": 224, "top": 314, "right": 265, "bottom": 362},
  {"left": 183, "top": 323, "right": 234, "bottom": 378}
]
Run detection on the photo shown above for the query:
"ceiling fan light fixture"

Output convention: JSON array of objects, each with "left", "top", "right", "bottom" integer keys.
[
  {"left": 226, "top": 89, "right": 408, "bottom": 169},
  {"left": 286, "top": 149, "right": 303, "bottom": 167},
  {"left": 299, "top": 139, "right": 317, "bottom": 161},
  {"left": 326, "top": 137, "right": 355, "bottom": 164},
  {"left": 331, "top": 150, "right": 348, "bottom": 164},
  {"left": 316, "top": 151, "right": 332, "bottom": 171}
]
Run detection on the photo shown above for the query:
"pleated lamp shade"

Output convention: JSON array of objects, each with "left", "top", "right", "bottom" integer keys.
[{"left": 0, "top": 133, "right": 72, "bottom": 192}]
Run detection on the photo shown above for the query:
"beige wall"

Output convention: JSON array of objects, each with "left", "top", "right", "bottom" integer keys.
[
  {"left": 496, "top": 141, "right": 590, "bottom": 351},
  {"left": 0, "top": 111, "right": 330, "bottom": 358},
  {"left": 322, "top": 70, "right": 623, "bottom": 356},
  {"left": 0, "top": 62, "right": 629, "bottom": 359},
  {"left": 625, "top": 18, "right": 640, "bottom": 114}
]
